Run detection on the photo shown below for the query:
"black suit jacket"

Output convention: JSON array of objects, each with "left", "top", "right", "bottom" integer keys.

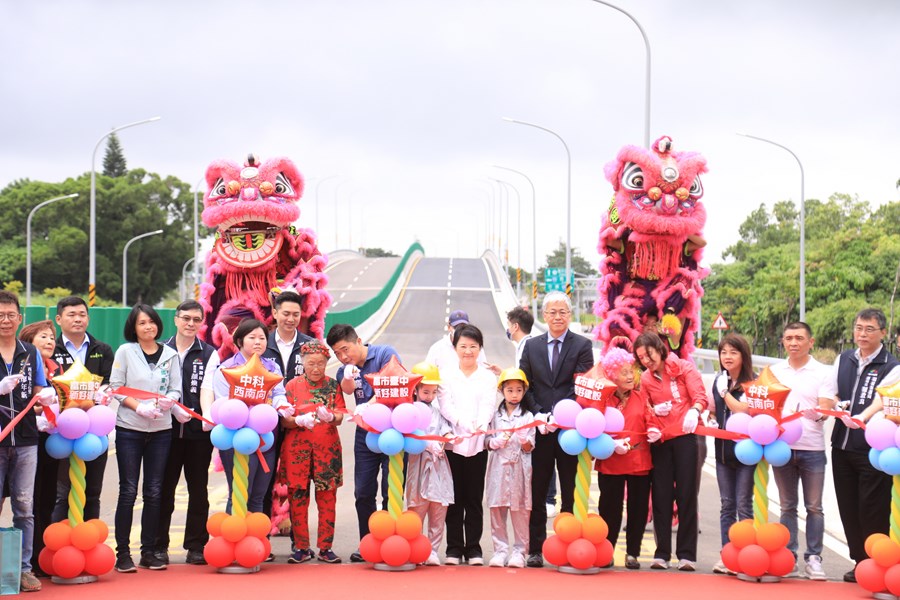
[{"left": 519, "top": 331, "right": 594, "bottom": 413}]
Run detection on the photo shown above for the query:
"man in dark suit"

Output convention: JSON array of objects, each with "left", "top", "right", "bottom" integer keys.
[{"left": 519, "top": 291, "right": 594, "bottom": 568}]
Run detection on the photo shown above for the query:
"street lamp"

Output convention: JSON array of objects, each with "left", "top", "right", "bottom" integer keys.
[
  {"left": 90, "top": 116, "right": 161, "bottom": 306},
  {"left": 493, "top": 164, "right": 536, "bottom": 314},
  {"left": 315, "top": 175, "right": 339, "bottom": 234},
  {"left": 488, "top": 178, "right": 511, "bottom": 267},
  {"left": 26, "top": 193, "right": 79, "bottom": 305},
  {"left": 181, "top": 257, "right": 195, "bottom": 301},
  {"left": 122, "top": 229, "right": 163, "bottom": 306},
  {"left": 503, "top": 117, "right": 572, "bottom": 296},
  {"left": 193, "top": 177, "right": 204, "bottom": 300},
  {"left": 737, "top": 133, "right": 806, "bottom": 320},
  {"left": 589, "top": 1, "right": 651, "bottom": 147}
]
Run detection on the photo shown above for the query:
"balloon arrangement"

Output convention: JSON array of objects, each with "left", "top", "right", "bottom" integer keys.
[
  {"left": 359, "top": 510, "right": 432, "bottom": 567},
  {"left": 203, "top": 512, "right": 273, "bottom": 569},
  {"left": 38, "top": 520, "right": 115, "bottom": 580},
  {"left": 44, "top": 404, "right": 115, "bottom": 461},
  {"left": 362, "top": 401, "right": 430, "bottom": 456},
  {"left": 542, "top": 513, "right": 614, "bottom": 570},
  {"left": 719, "top": 520, "right": 794, "bottom": 580}
]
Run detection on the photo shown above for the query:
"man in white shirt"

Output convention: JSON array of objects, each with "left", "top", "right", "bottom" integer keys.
[
  {"left": 425, "top": 310, "right": 491, "bottom": 373},
  {"left": 506, "top": 306, "right": 534, "bottom": 365},
  {"left": 770, "top": 322, "right": 834, "bottom": 581}
]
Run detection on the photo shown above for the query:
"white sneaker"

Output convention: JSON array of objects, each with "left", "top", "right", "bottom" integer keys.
[
  {"left": 805, "top": 555, "right": 827, "bottom": 581},
  {"left": 546, "top": 503, "right": 558, "bottom": 518},
  {"left": 425, "top": 552, "right": 441, "bottom": 566},
  {"left": 712, "top": 560, "right": 732, "bottom": 575},
  {"left": 445, "top": 556, "right": 461, "bottom": 565},
  {"left": 489, "top": 553, "right": 507, "bottom": 568},
  {"left": 507, "top": 553, "right": 526, "bottom": 568},
  {"left": 677, "top": 559, "right": 696, "bottom": 572},
  {"left": 468, "top": 556, "right": 484, "bottom": 566},
  {"left": 650, "top": 558, "right": 669, "bottom": 570}
]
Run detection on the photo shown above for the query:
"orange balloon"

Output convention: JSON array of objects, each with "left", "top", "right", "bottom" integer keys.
[
  {"left": 87, "top": 519, "right": 109, "bottom": 543},
  {"left": 204, "top": 537, "right": 236, "bottom": 568},
  {"left": 368, "top": 510, "right": 396, "bottom": 541},
  {"left": 408, "top": 534, "right": 431, "bottom": 564},
  {"left": 359, "top": 533, "right": 383, "bottom": 563},
  {"left": 767, "top": 547, "right": 795, "bottom": 577},
  {"left": 220, "top": 515, "right": 248, "bottom": 543},
  {"left": 567, "top": 539, "right": 597, "bottom": 570},
  {"left": 553, "top": 512, "right": 574, "bottom": 530},
  {"left": 70, "top": 522, "right": 100, "bottom": 551},
  {"left": 234, "top": 536, "right": 266, "bottom": 568},
  {"left": 395, "top": 511, "right": 423, "bottom": 541},
  {"left": 582, "top": 516, "right": 609, "bottom": 544},
  {"left": 867, "top": 533, "right": 892, "bottom": 557},
  {"left": 43, "top": 521, "right": 71, "bottom": 552},
  {"left": 593, "top": 539, "right": 614, "bottom": 568},
  {"left": 83, "top": 544, "right": 115, "bottom": 576},
  {"left": 245, "top": 512, "right": 272, "bottom": 539},
  {"left": 52, "top": 546, "right": 86, "bottom": 579},
  {"left": 728, "top": 520, "right": 756, "bottom": 549},
  {"left": 380, "top": 535, "right": 411, "bottom": 567},
  {"left": 755, "top": 522, "right": 789, "bottom": 552},
  {"left": 542, "top": 535, "right": 569, "bottom": 567},
  {"left": 554, "top": 515, "right": 582, "bottom": 543},
  {"left": 873, "top": 538, "right": 900, "bottom": 568},
  {"left": 207, "top": 512, "right": 229, "bottom": 537}
]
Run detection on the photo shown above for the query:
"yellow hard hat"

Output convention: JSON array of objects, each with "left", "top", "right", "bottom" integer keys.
[
  {"left": 411, "top": 362, "right": 441, "bottom": 385},
  {"left": 497, "top": 367, "right": 529, "bottom": 390}
]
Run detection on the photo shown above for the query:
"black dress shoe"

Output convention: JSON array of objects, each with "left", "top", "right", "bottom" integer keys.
[
  {"left": 350, "top": 551, "right": 365, "bottom": 563},
  {"left": 186, "top": 550, "right": 207, "bottom": 565},
  {"left": 843, "top": 569, "right": 857, "bottom": 583},
  {"left": 526, "top": 553, "right": 544, "bottom": 568},
  {"left": 153, "top": 550, "right": 169, "bottom": 565}
]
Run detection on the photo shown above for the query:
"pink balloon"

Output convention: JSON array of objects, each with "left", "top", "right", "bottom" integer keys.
[
  {"left": 553, "top": 399, "right": 582, "bottom": 428},
  {"left": 866, "top": 419, "right": 899, "bottom": 452},
  {"left": 218, "top": 399, "right": 250, "bottom": 429},
  {"left": 210, "top": 399, "right": 224, "bottom": 422},
  {"left": 56, "top": 408, "right": 90, "bottom": 440},
  {"left": 604, "top": 407, "right": 625, "bottom": 433},
  {"left": 413, "top": 402, "right": 432, "bottom": 430},
  {"left": 575, "top": 408, "right": 606, "bottom": 439},
  {"left": 247, "top": 403, "right": 279, "bottom": 435},
  {"left": 778, "top": 418, "right": 803, "bottom": 445},
  {"left": 748, "top": 414, "right": 779, "bottom": 446},
  {"left": 725, "top": 412, "right": 752, "bottom": 435},
  {"left": 363, "top": 403, "right": 392, "bottom": 432},
  {"left": 391, "top": 403, "right": 419, "bottom": 434},
  {"left": 87, "top": 405, "right": 116, "bottom": 437}
]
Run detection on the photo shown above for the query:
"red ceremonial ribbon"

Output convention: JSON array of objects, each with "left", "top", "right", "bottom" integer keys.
[{"left": 0, "top": 395, "right": 39, "bottom": 444}]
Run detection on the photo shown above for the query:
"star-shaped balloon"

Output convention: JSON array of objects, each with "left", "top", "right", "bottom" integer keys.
[
  {"left": 573, "top": 362, "right": 617, "bottom": 410},
  {"left": 877, "top": 380, "right": 900, "bottom": 424},
  {"left": 51, "top": 361, "right": 102, "bottom": 411},
  {"left": 221, "top": 353, "right": 283, "bottom": 406},
  {"left": 741, "top": 366, "right": 791, "bottom": 418},
  {"left": 364, "top": 355, "right": 423, "bottom": 409}
]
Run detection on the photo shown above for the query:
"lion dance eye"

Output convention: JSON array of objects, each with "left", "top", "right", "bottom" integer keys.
[
  {"left": 621, "top": 162, "right": 645, "bottom": 191},
  {"left": 210, "top": 178, "right": 227, "bottom": 197},
  {"left": 274, "top": 173, "right": 294, "bottom": 195},
  {"left": 689, "top": 176, "right": 703, "bottom": 198}
]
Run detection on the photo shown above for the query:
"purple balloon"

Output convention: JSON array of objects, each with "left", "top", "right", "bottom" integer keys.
[
  {"left": 748, "top": 414, "right": 779, "bottom": 446},
  {"left": 893, "top": 426, "right": 900, "bottom": 450},
  {"left": 247, "top": 403, "right": 279, "bottom": 435},
  {"left": 56, "top": 408, "right": 90, "bottom": 440},
  {"left": 87, "top": 405, "right": 116, "bottom": 437},
  {"left": 604, "top": 407, "right": 625, "bottom": 433},
  {"left": 391, "top": 403, "right": 419, "bottom": 434},
  {"left": 553, "top": 399, "right": 582, "bottom": 428},
  {"left": 778, "top": 418, "right": 803, "bottom": 445},
  {"left": 413, "top": 401, "right": 432, "bottom": 430},
  {"left": 210, "top": 399, "right": 224, "bottom": 423},
  {"left": 363, "top": 403, "right": 392, "bottom": 433},
  {"left": 575, "top": 408, "right": 606, "bottom": 439},
  {"left": 725, "top": 412, "right": 752, "bottom": 435},
  {"left": 218, "top": 399, "right": 250, "bottom": 430},
  {"left": 866, "top": 419, "right": 898, "bottom": 452}
]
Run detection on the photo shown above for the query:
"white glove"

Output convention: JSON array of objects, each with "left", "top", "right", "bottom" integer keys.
[
  {"left": 172, "top": 404, "right": 192, "bottom": 424},
  {"left": 537, "top": 414, "right": 558, "bottom": 435},
  {"left": 613, "top": 437, "right": 631, "bottom": 455},
  {"left": 157, "top": 396, "right": 176, "bottom": 411},
  {"left": 136, "top": 402, "right": 163, "bottom": 420},
  {"left": 425, "top": 441, "right": 444, "bottom": 457},
  {"left": 646, "top": 427, "right": 662, "bottom": 443},
  {"left": 840, "top": 413, "right": 861, "bottom": 429},
  {"left": 343, "top": 365, "right": 359, "bottom": 382},
  {"left": 653, "top": 401, "right": 672, "bottom": 417},
  {"left": 353, "top": 402, "right": 369, "bottom": 417},
  {"left": 277, "top": 404, "right": 296, "bottom": 418},
  {"left": 295, "top": 413, "right": 317, "bottom": 429},
  {"left": 0, "top": 374, "right": 24, "bottom": 395},
  {"left": 35, "top": 387, "right": 57, "bottom": 406},
  {"left": 94, "top": 388, "right": 113, "bottom": 406},
  {"left": 488, "top": 436, "right": 508, "bottom": 450},
  {"left": 316, "top": 405, "right": 335, "bottom": 422},
  {"left": 801, "top": 408, "right": 820, "bottom": 420},
  {"left": 202, "top": 419, "right": 214, "bottom": 432},
  {"left": 682, "top": 408, "right": 700, "bottom": 433},
  {"left": 706, "top": 416, "right": 719, "bottom": 429},
  {"left": 36, "top": 414, "right": 53, "bottom": 432}
]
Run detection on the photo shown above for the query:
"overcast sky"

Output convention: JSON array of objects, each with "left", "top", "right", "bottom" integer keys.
[{"left": 2, "top": 0, "right": 898, "bottom": 279}]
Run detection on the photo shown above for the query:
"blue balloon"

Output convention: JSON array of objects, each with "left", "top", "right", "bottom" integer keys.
[
  {"left": 763, "top": 440, "right": 791, "bottom": 467},
  {"left": 734, "top": 439, "right": 764, "bottom": 466},
  {"left": 73, "top": 433, "right": 104, "bottom": 461},
  {"left": 99, "top": 434, "right": 109, "bottom": 454},
  {"left": 403, "top": 429, "right": 427, "bottom": 455},
  {"left": 233, "top": 426, "right": 261, "bottom": 455},
  {"left": 558, "top": 429, "right": 587, "bottom": 456},
  {"left": 587, "top": 433, "right": 615, "bottom": 460},
  {"left": 365, "top": 432, "right": 382, "bottom": 454},
  {"left": 45, "top": 433, "right": 73, "bottom": 459},
  {"left": 879, "top": 447, "right": 900, "bottom": 476},
  {"left": 377, "top": 428, "right": 405, "bottom": 455},
  {"left": 210, "top": 424, "right": 235, "bottom": 450},
  {"left": 259, "top": 431, "right": 275, "bottom": 452},
  {"left": 870, "top": 447, "right": 884, "bottom": 470}
]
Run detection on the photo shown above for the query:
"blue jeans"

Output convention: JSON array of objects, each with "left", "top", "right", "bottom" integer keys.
[
  {"left": 114, "top": 428, "right": 171, "bottom": 556},
  {"left": 715, "top": 460, "right": 754, "bottom": 546},
  {"left": 0, "top": 445, "right": 37, "bottom": 571},
  {"left": 772, "top": 449, "right": 826, "bottom": 559},
  {"left": 220, "top": 444, "right": 277, "bottom": 514},
  {"left": 353, "top": 428, "right": 390, "bottom": 539}
]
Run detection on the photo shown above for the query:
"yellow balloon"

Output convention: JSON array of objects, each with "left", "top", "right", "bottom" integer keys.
[
  {"left": 51, "top": 361, "right": 102, "bottom": 411},
  {"left": 877, "top": 380, "right": 900, "bottom": 424}
]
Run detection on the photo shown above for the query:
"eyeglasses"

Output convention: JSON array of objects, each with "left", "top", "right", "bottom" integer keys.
[
  {"left": 177, "top": 315, "right": 203, "bottom": 324},
  {"left": 0, "top": 313, "right": 20, "bottom": 322},
  {"left": 854, "top": 325, "right": 881, "bottom": 335},
  {"left": 544, "top": 310, "right": 571, "bottom": 318}
]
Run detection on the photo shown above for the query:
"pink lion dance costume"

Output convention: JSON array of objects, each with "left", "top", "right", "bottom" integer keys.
[
  {"left": 199, "top": 154, "right": 330, "bottom": 356},
  {"left": 594, "top": 136, "right": 709, "bottom": 358}
]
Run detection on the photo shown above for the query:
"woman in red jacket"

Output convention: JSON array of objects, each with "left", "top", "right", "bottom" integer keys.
[
  {"left": 633, "top": 331, "right": 708, "bottom": 572},
  {"left": 595, "top": 348, "right": 660, "bottom": 570}
]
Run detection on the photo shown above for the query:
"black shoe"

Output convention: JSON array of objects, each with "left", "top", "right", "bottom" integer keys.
[
  {"left": 843, "top": 568, "right": 857, "bottom": 583},
  {"left": 139, "top": 552, "right": 167, "bottom": 570},
  {"left": 526, "top": 553, "right": 544, "bottom": 568},
  {"left": 153, "top": 550, "right": 169, "bottom": 565},
  {"left": 115, "top": 555, "right": 137, "bottom": 573},
  {"left": 186, "top": 550, "right": 207, "bottom": 565},
  {"left": 350, "top": 551, "right": 365, "bottom": 563},
  {"left": 264, "top": 552, "right": 276, "bottom": 563}
]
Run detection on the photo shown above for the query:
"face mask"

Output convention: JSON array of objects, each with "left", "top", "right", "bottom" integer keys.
[{"left": 505, "top": 329, "right": 512, "bottom": 340}]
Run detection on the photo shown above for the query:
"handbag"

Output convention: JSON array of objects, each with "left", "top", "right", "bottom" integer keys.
[{"left": 0, "top": 527, "right": 21, "bottom": 595}]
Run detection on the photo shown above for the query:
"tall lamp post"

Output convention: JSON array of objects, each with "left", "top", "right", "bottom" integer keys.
[
  {"left": 122, "top": 229, "right": 163, "bottom": 306},
  {"left": 193, "top": 177, "right": 204, "bottom": 300},
  {"left": 737, "top": 133, "right": 806, "bottom": 320},
  {"left": 491, "top": 177, "right": 522, "bottom": 294},
  {"left": 26, "top": 193, "right": 79, "bottom": 305},
  {"left": 503, "top": 117, "right": 572, "bottom": 297},
  {"left": 489, "top": 178, "right": 511, "bottom": 268},
  {"left": 493, "top": 165, "right": 537, "bottom": 315},
  {"left": 90, "top": 116, "right": 161, "bottom": 306}
]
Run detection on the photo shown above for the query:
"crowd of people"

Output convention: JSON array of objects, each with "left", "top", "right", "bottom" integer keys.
[{"left": 1, "top": 287, "right": 899, "bottom": 592}]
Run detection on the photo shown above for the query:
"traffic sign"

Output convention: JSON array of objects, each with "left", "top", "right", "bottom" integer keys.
[
  {"left": 543, "top": 268, "right": 573, "bottom": 293},
  {"left": 711, "top": 312, "right": 729, "bottom": 330}
]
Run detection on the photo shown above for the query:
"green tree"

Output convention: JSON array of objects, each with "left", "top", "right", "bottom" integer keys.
[
  {"left": 102, "top": 133, "right": 127, "bottom": 177},
  {"left": 360, "top": 247, "right": 397, "bottom": 257},
  {"left": 540, "top": 242, "right": 598, "bottom": 281}
]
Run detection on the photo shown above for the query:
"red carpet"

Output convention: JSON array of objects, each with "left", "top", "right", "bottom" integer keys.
[{"left": 35, "top": 563, "right": 870, "bottom": 600}]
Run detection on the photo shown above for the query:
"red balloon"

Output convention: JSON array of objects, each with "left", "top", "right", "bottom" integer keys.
[
  {"left": 885, "top": 564, "right": 900, "bottom": 596},
  {"left": 857, "top": 559, "right": 888, "bottom": 593},
  {"left": 380, "top": 535, "right": 411, "bottom": 567},
  {"left": 408, "top": 535, "right": 432, "bottom": 564},
  {"left": 260, "top": 537, "right": 272, "bottom": 560},
  {"left": 542, "top": 535, "right": 569, "bottom": 567},
  {"left": 566, "top": 539, "right": 597, "bottom": 570},
  {"left": 204, "top": 537, "right": 236, "bottom": 568},
  {"left": 766, "top": 547, "right": 795, "bottom": 577},
  {"left": 737, "top": 544, "right": 769, "bottom": 578},
  {"left": 593, "top": 539, "right": 614, "bottom": 568},
  {"left": 720, "top": 543, "right": 741, "bottom": 573},
  {"left": 234, "top": 536, "right": 266, "bottom": 568},
  {"left": 52, "top": 546, "right": 86, "bottom": 579},
  {"left": 83, "top": 544, "right": 115, "bottom": 576},
  {"left": 359, "top": 534, "right": 383, "bottom": 564},
  {"left": 38, "top": 548, "right": 56, "bottom": 577}
]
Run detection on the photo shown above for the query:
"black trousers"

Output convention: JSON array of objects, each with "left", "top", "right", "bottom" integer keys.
[
  {"left": 446, "top": 450, "right": 488, "bottom": 559},
  {"left": 650, "top": 434, "right": 698, "bottom": 561},
  {"left": 52, "top": 449, "right": 108, "bottom": 522},
  {"left": 528, "top": 430, "right": 577, "bottom": 554},
  {"left": 261, "top": 423, "right": 285, "bottom": 519},
  {"left": 832, "top": 448, "right": 891, "bottom": 563},
  {"left": 597, "top": 472, "right": 651, "bottom": 558},
  {"left": 31, "top": 433, "right": 59, "bottom": 572},
  {"left": 154, "top": 435, "right": 214, "bottom": 553}
]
